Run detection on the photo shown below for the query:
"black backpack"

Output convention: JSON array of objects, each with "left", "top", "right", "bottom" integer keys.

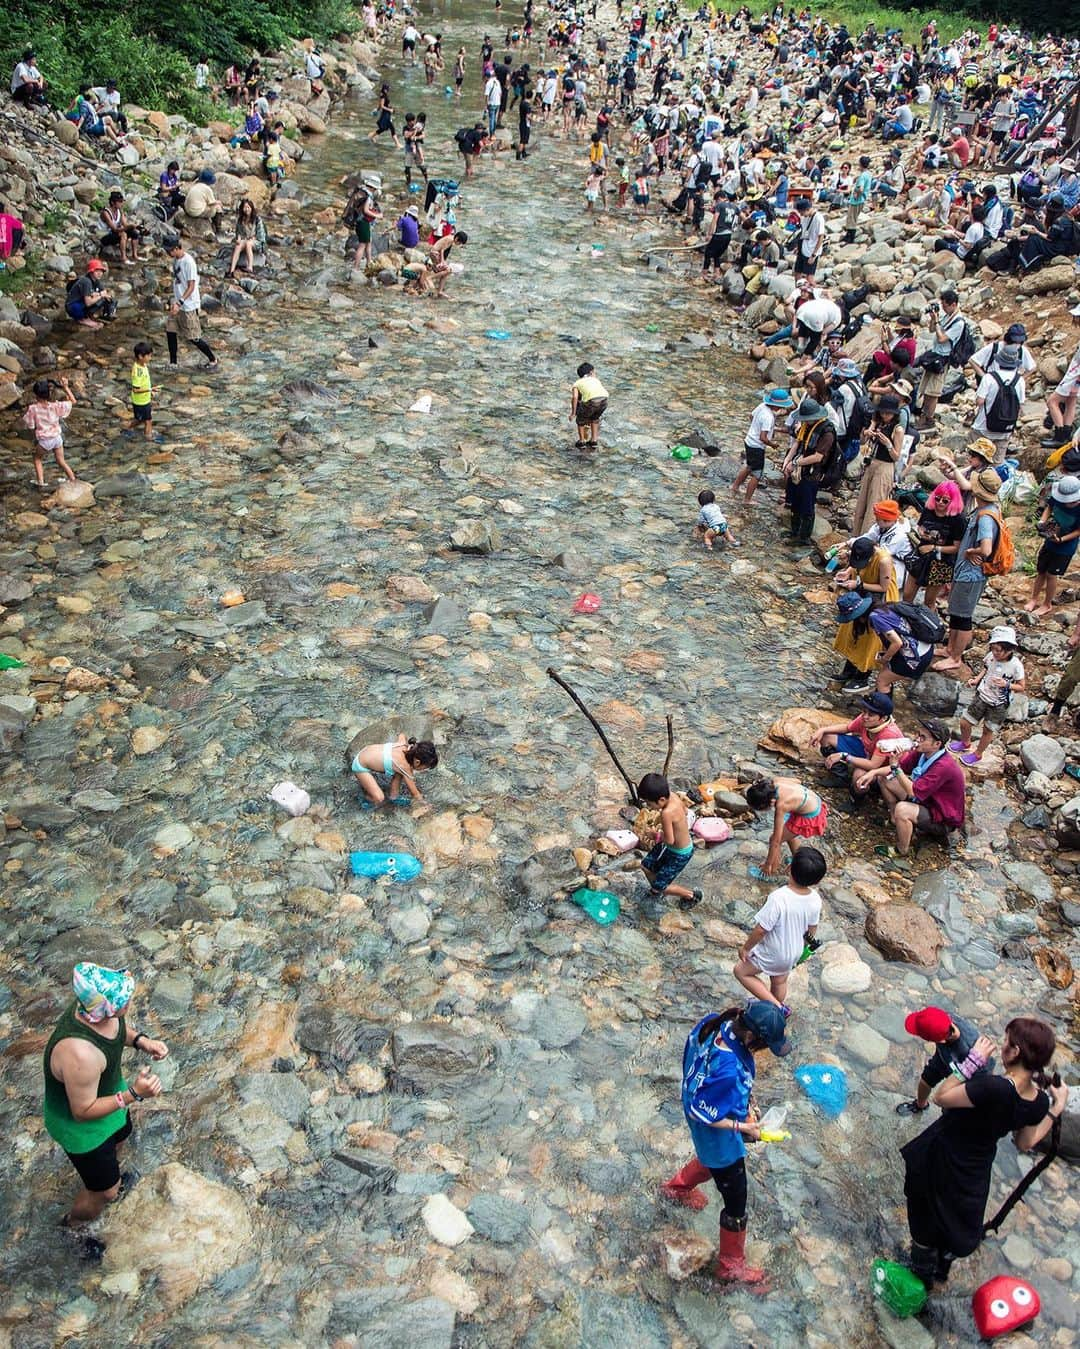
[
  {"left": 890, "top": 600, "right": 947, "bottom": 645},
  {"left": 985, "top": 371, "right": 1022, "bottom": 433},
  {"left": 832, "top": 377, "right": 873, "bottom": 442},
  {"left": 818, "top": 433, "right": 846, "bottom": 490},
  {"left": 948, "top": 317, "right": 977, "bottom": 368}
]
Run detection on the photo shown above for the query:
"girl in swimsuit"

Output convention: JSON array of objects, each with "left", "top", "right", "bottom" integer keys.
[
  {"left": 745, "top": 777, "right": 827, "bottom": 879},
  {"left": 349, "top": 735, "right": 438, "bottom": 808}
]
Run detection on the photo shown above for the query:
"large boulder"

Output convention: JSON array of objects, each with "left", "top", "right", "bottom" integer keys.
[
  {"left": 101, "top": 1164, "right": 251, "bottom": 1306},
  {"left": 759, "top": 708, "right": 841, "bottom": 762},
  {"left": 1023, "top": 264, "right": 1076, "bottom": 295},
  {"left": 1020, "top": 733, "right": 1066, "bottom": 779},
  {"left": 865, "top": 903, "right": 943, "bottom": 967},
  {"left": 52, "top": 117, "right": 80, "bottom": 147},
  {"left": 909, "top": 672, "right": 960, "bottom": 717}
]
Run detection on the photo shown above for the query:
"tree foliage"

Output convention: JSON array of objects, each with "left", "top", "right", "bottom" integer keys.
[{"left": 3, "top": 0, "right": 358, "bottom": 117}]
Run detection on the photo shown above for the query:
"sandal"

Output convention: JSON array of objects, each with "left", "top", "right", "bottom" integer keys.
[
  {"left": 874, "top": 844, "right": 901, "bottom": 858},
  {"left": 748, "top": 863, "right": 785, "bottom": 881}
]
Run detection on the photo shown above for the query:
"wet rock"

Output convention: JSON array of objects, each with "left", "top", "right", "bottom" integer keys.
[
  {"left": 1020, "top": 733, "right": 1066, "bottom": 778},
  {"left": 534, "top": 995, "right": 587, "bottom": 1049},
  {"left": 1033, "top": 945, "right": 1073, "bottom": 989},
  {"left": 13, "top": 801, "right": 76, "bottom": 831},
  {"left": 0, "top": 696, "right": 34, "bottom": 750},
  {"left": 846, "top": 1023, "right": 891, "bottom": 1067},
  {"left": 52, "top": 479, "right": 95, "bottom": 510},
  {"left": 132, "top": 726, "right": 169, "bottom": 755},
  {"left": 391, "top": 1022, "right": 490, "bottom": 1090},
  {"left": 819, "top": 946, "right": 873, "bottom": 994},
  {"left": 101, "top": 1163, "right": 251, "bottom": 1308},
  {"left": 387, "top": 573, "right": 436, "bottom": 603},
  {"left": 450, "top": 520, "right": 501, "bottom": 554},
  {"left": 578, "top": 1291, "right": 671, "bottom": 1349},
  {"left": 296, "top": 1004, "right": 389, "bottom": 1070},
  {"left": 513, "top": 849, "right": 582, "bottom": 905},
  {"left": 388, "top": 904, "right": 431, "bottom": 944},
  {"left": 1001, "top": 860, "right": 1055, "bottom": 904},
  {"left": 467, "top": 1193, "right": 531, "bottom": 1244},
  {"left": 578, "top": 1156, "right": 635, "bottom": 1196},
  {"left": 553, "top": 550, "right": 593, "bottom": 576},
  {"left": 661, "top": 1229, "right": 713, "bottom": 1280},
  {"left": 152, "top": 972, "right": 194, "bottom": 1020},
  {"left": 41, "top": 925, "right": 133, "bottom": 976},
  {"left": 95, "top": 473, "right": 148, "bottom": 498},
  {"left": 281, "top": 378, "right": 339, "bottom": 404},
  {"left": 909, "top": 673, "right": 959, "bottom": 717},
  {"left": 422, "top": 596, "right": 464, "bottom": 633},
  {"left": 70, "top": 789, "right": 121, "bottom": 815},
  {"left": 865, "top": 904, "right": 943, "bottom": 967},
  {"left": 423, "top": 1192, "right": 474, "bottom": 1246},
  {"left": 335, "top": 1294, "right": 456, "bottom": 1348}
]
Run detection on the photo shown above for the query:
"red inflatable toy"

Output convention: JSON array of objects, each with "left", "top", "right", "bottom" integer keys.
[
  {"left": 972, "top": 1275, "right": 1040, "bottom": 1340},
  {"left": 572, "top": 593, "right": 602, "bottom": 614}
]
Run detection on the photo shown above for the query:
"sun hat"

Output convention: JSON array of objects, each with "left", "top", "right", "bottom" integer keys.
[
  {"left": 873, "top": 499, "right": 901, "bottom": 522},
  {"left": 904, "top": 1006, "right": 952, "bottom": 1042},
  {"left": 968, "top": 437, "right": 997, "bottom": 463},
  {"left": 857, "top": 690, "right": 894, "bottom": 717},
  {"left": 763, "top": 387, "right": 795, "bottom": 408},
  {"left": 741, "top": 1000, "right": 791, "bottom": 1057},
  {"left": 836, "top": 590, "right": 874, "bottom": 624},
  {"left": 835, "top": 358, "right": 861, "bottom": 378},
  {"left": 971, "top": 468, "right": 1002, "bottom": 501},
  {"left": 1004, "top": 322, "right": 1027, "bottom": 343},
  {"left": 1061, "top": 158, "right": 1077, "bottom": 171},
  {"left": 1052, "top": 475, "right": 1080, "bottom": 505},
  {"left": 795, "top": 397, "right": 826, "bottom": 423},
  {"left": 988, "top": 625, "right": 1018, "bottom": 647},
  {"left": 404, "top": 204, "right": 419, "bottom": 217},
  {"left": 993, "top": 346, "right": 1020, "bottom": 371},
  {"left": 87, "top": 258, "right": 107, "bottom": 273}
]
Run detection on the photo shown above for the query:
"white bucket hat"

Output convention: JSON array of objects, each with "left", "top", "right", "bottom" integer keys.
[
  {"left": 1052, "top": 475, "right": 1080, "bottom": 505},
  {"left": 988, "top": 625, "right": 1018, "bottom": 648}
]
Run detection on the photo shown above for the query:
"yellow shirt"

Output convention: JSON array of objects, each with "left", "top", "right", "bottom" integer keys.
[
  {"left": 131, "top": 361, "right": 152, "bottom": 406},
  {"left": 589, "top": 141, "right": 605, "bottom": 165},
  {"left": 573, "top": 375, "right": 608, "bottom": 403}
]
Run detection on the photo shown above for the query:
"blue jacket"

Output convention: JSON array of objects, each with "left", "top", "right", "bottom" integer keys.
[{"left": 680, "top": 1015, "right": 755, "bottom": 1169}]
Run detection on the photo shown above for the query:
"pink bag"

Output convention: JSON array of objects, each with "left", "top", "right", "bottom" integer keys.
[{"left": 692, "top": 816, "right": 731, "bottom": 844}]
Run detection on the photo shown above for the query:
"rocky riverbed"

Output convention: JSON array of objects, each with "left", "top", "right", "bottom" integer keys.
[{"left": 0, "top": 3, "right": 1078, "bottom": 1346}]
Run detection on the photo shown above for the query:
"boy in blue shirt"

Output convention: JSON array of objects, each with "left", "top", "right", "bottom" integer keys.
[{"left": 660, "top": 1001, "right": 790, "bottom": 1285}]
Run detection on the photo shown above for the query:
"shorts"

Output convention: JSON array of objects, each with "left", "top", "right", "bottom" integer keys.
[
  {"left": 64, "top": 1115, "right": 132, "bottom": 1192},
  {"left": 833, "top": 733, "right": 866, "bottom": 759},
  {"left": 918, "top": 366, "right": 947, "bottom": 399},
  {"left": 915, "top": 805, "right": 951, "bottom": 840},
  {"left": 743, "top": 441, "right": 766, "bottom": 474},
  {"left": 1036, "top": 542, "right": 1075, "bottom": 578},
  {"left": 132, "top": 401, "right": 152, "bottom": 424},
  {"left": 964, "top": 692, "right": 1008, "bottom": 727},
  {"left": 403, "top": 38, "right": 416, "bottom": 51},
  {"left": 794, "top": 253, "right": 817, "bottom": 276},
  {"left": 357, "top": 220, "right": 372, "bottom": 243},
  {"left": 947, "top": 577, "right": 985, "bottom": 627},
  {"left": 1054, "top": 373, "right": 1080, "bottom": 399},
  {"left": 35, "top": 435, "right": 63, "bottom": 453},
  {"left": 575, "top": 397, "right": 607, "bottom": 426},
  {"left": 642, "top": 841, "right": 693, "bottom": 893},
  {"left": 786, "top": 801, "right": 828, "bottom": 837},
  {"left": 166, "top": 308, "right": 202, "bottom": 341},
  {"left": 890, "top": 648, "right": 934, "bottom": 680}
]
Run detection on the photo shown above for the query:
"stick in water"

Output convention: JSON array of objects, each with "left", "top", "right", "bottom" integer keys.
[
  {"left": 546, "top": 667, "right": 640, "bottom": 803},
  {"left": 662, "top": 714, "right": 674, "bottom": 778}
]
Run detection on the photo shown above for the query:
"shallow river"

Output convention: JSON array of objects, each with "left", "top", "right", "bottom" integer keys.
[{"left": 0, "top": 4, "right": 1076, "bottom": 1346}]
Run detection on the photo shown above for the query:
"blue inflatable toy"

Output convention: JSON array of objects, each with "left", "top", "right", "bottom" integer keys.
[
  {"left": 794, "top": 1063, "right": 848, "bottom": 1117},
  {"left": 485, "top": 329, "right": 511, "bottom": 340},
  {"left": 349, "top": 851, "right": 423, "bottom": 882}
]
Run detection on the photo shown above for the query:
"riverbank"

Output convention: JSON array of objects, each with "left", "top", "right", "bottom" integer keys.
[{"left": 0, "top": 3, "right": 1078, "bottom": 1345}]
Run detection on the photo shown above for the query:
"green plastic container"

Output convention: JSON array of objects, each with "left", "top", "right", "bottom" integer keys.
[
  {"left": 570, "top": 887, "right": 620, "bottom": 925},
  {"left": 871, "top": 1259, "right": 927, "bottom": 1318},
  {"left": 670, "top": 445, "right": 694, "bottom": 461},
  {"left": 0, "top": 653, "right": 25, "bottom": 671}
]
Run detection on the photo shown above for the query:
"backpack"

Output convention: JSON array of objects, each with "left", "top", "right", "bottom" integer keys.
[
  {"left": 948, "top": 317, "right": 977, "bottom": 368},
  {"left": 831, "top": 377, "right": 873, "bottom": 442},
  {"left": 975, "top": 506, "right": 1015, "bottom": 576},
  {"left": 890, "top": 601, "right": 947, "bottom": 645},
  {"left": 818, "top": 432, "right": 846, "bottom": 490},
  {"left": 984, "top": 371, "right": 1022, "bottom": 434}
]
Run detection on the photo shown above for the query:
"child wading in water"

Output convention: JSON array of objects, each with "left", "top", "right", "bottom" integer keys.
[
  {"left": 637, "top": 773, "right": 703, "bottom": 910},
  {"left": 734, "top": 847, "right": 825, "bottom": 1016},
  {"left": 23, "top": 377, "right": 78, "bottom": 490},
  {"left": 695, "top": 488, "right": 740, "bottom": 549},
  {"left": 349, "top": 734, "right": 438, "bottom": 808},
  {"left": 744, "top": 776, "right": 827, "bottom": 879}
]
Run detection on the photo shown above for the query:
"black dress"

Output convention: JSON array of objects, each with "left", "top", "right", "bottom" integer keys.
[{"left": 902, "top": 1075, "right": 1049, "bottom": 1258}]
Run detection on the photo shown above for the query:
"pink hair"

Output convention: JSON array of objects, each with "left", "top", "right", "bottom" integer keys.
[{"left": 928, "top": 480, "right": 963, "bottom": 516}]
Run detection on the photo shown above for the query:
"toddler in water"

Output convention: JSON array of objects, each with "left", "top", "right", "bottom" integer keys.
[
  {"left": 584, "top": 165, "right": 604, "bottom": 213},
  {"left": 349, "top": 734, "right": 438, "bottom": 808},
  {"left": 695, "top": 488, "right": 740, "bottom": 549},
  {"left": 23, "top": 376, "right": 78, "bottom": 489}
]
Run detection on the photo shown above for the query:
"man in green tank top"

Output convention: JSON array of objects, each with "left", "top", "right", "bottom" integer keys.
[{"left": 43, "top": 963, "right": 169, "bottom": 1242}]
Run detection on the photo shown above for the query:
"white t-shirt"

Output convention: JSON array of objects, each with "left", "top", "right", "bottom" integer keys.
[
  {"left": 797, "top": 297, "right": 842, "bottom": 332},
  {"left": 194, "top": 62, "right": 210, "bottom": 89},
  {"left": 955, "top": 221, "right": 985, "bottom": 259},
  {"left": 799, "top": 211, "right": 825, "bottom": 260},
  {"left": 12, "top": 60, "right": 41, "bottom": 93},
  {"left": 698, "top": 503, "right": 728, "bottom": 532},
  {"left": 700, "top": 139, "right": 724, "bottom": 173},
  {"left": 972, "top": 342, "right": 1036, "bottom": 376},
  {"left": 402, "top": 25, "right": 420, "bottom": 44},
  {"left": 745, "top": 403, "right": 776, "bottom": 448},
  {"left": 751, "top": 885, "right": 822, "bottom": 977},
  {"left": 1058, "top": 342, "right": 1080, "bottom": 394},
  {"left": 172, "top": 252, "right": 201, "bottom": 311},
  {"left": 973, "top": 370, "right": 1024, "bottom": 433},
  {"left": 485, "top": 76, "right": 501, "bottom": 107},
  {"left": 305, "top": 52, "right": 326, "bottom": 79},
  {"left": 976, "top": 652, "right": 1024, "bottom": 707}
]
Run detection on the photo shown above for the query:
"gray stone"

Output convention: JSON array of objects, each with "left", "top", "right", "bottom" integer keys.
[
  {"left": 1055, "top": 794, "right": 1080, "bottom": 847},
  {"left": 859, "top": 242, "right": 897, "bottom": 266},
  {"left": 152, "top": 971, "right": 194, "bottom": 1020},
  {"left": 237, "top": 1071, "right": 310, "bottom": 1126},
  {"left": 909, "top": 672, "right": 960, "bottom": 717},
  {"left": 846, "top": 1023, "right": 891, "bottom": 1067},
  {"left": 221, "top": 601, "right": 268, "bottom": 627},
  {"left": 331, "top": 1295, "right": 455, "bottom": 1349},
  {"left": 534, "top": 995, "right": 587, "bottom": 1049},
  {"left": 13, "top": 801, "right": 77, "bottom": 831},
  {"left": 41, "top": 925, "right": 133, "bottom": 976},
  {"left": 578, "top": 1292, "right": 671, "bottom": 1349},
  {"left": 1001, "top": 860, "right": 1055, "bottom": 905},
  {"left": 578, "top": 1156, "right": 635, "bottom": 1195},
  {"left": 513, "top": 848, "right": 582, "bottom": 906},
  {"left": 421, "top": 597, "right": 464, "bottom": 633},
  {"left": 94, "top": 473, "right": 149, "bottom": 498},
  {"left": 390, "top": 1022, "right": 490, "bottom": 1088},
  {"left": 71, "top": 789, "right": 123, "bottom": 813},
  {"left": 1020, "top": 733, "right": 1066, "bottom": 778},
  {"left": 450, "top": 520, "right": 501, "bottom": 554},
  {"left": 0, "top": 697, "right": 34, "bottom": 751},
  {"left": 466, "top": 1193, "right": 531, "bottom": 1244},
  {"left": 388, "top": 905, "right": 431, "bottom": 944}
]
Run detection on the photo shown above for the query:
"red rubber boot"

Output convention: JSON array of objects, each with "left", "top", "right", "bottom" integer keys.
[
  {"left": 714, "top": 1215, "right": 768, "bottom": 1288},
  {"left": 659, "top": 1158, "right": 711, "bottom": 1210}
]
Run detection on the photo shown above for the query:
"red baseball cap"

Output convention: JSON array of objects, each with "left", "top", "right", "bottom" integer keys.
[
  {"left": 87, "top": 258, "right": 107, "bottom": 273},
  {"left": 904, "top": 1007, "right": 951, "bottom": 1042}
]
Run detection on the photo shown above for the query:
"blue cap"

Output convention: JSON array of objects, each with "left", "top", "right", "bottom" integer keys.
[
  {"left": 836, "top": 591, "right": 874, "bottom": 624},
  {"left": 742, "top": 1000, "right": 792, "bottom": 1057},
  {"left": 764, "top": 387, "right": 795, "bottom": 408}
]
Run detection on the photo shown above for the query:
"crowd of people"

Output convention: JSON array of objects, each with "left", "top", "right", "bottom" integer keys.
[{"left": 9, "top": 0, "right": 1076, "bottom": 1320}]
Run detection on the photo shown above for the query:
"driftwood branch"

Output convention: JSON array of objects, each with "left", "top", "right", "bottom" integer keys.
[{"left": 546, "top": 668, "right": 639, "bottom": 804}]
